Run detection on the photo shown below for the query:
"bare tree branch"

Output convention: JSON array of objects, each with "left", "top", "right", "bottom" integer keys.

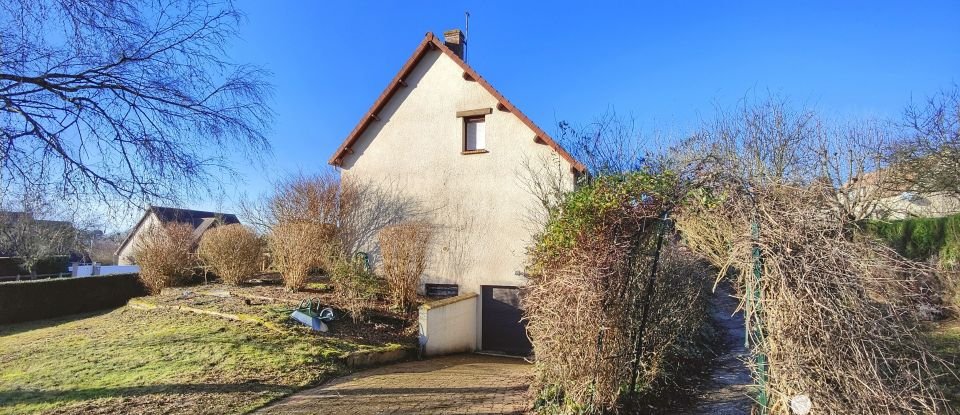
[{"left": 0, "top": 0, "right": 272, "bottom": 206}]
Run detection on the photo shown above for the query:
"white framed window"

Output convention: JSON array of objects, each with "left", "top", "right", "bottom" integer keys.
[{"left": 464, "top": 116, "right": 486, "bottom": 152}]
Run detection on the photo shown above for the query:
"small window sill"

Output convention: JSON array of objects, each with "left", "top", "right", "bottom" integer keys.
[{"left": 461, "top": 149, "right": 489, "bottom": 155}]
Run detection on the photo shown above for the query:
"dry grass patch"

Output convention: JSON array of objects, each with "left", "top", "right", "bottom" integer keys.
[{"left": 0, "top": 306, "right": 371, "bottom": 415}]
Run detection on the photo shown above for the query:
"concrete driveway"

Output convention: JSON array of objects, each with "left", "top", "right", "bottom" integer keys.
[{"left": 255, "top": 354, "right": 533, "bottom": 415}]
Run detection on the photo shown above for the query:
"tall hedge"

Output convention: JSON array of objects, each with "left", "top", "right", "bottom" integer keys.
[
  {"left": 865, "top": 213, "right": 960, "bottom": 267},
  {"left": 0, "top": 273, "right": 146, "bottom": 324},
  {"left": 0, "top": 256, "right": 69, "bottom": 276}
]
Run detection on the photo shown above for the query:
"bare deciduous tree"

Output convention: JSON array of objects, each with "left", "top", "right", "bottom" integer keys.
[
  {"left": 891, "top": 85, "right": 960, "bottom": 196},
  {"left": 0, "top": 192, "right": 94, "bottom": 274},
  {"left": 685, "top": 94, "right": 818, "bottom": 186},
  {"left": 682, "top": 93, "right": 900, "bottom": 222},
  {"left": 555, "top": 109, "right": 647, "bottom": 175},
  {"left": 0, "top": 0, "right": 272, "bottom": 205},
  {"left": 815, "top": 120, "right": 896, "bottom": 221}
]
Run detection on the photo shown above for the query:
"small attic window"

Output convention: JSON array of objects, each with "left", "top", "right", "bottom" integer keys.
[
  {"left": 464, "top": 117, "right": 486, "bottom": 152},
  {"left": 457, "top": 108, "right": 491, "bottom": 155}
]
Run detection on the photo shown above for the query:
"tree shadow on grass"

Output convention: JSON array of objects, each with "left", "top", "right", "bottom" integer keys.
[
  {"left": 0, "top": 381, "right": 292, "bottom": 408},
  {"left": 0, "top": 309, "right": 115, "bottom": 337}
]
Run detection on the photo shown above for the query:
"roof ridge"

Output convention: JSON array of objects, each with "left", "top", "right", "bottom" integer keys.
[
  {"left": 328, "top": 31, "right": 585, "bottom": 173},
  {"left": 149, "top": 205, "right": 237, "bottom": 216}
]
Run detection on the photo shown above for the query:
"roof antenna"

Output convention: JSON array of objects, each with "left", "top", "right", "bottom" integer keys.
[{"left": 464, "top": 11, "right": 470, "bottom": 62}]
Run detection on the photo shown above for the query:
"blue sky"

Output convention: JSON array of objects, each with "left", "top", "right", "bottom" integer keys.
[{"left": 198, "top": 0, "right": 959, "bottom": 216}]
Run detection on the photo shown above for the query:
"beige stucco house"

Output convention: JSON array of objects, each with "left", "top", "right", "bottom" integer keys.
[
  {"left": 329, "top": 29, "right": 585, "bottom": 355},
  {"left": 843, "top": 169, "right": 960, "bottom": 220},
  {"left": 115, "top": 206, "right": 240, "bottom": 265}
]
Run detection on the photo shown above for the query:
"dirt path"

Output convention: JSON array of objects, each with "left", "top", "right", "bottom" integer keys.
[
  {"left": 254, "top": 354, "right": 532, "bottom": 414},
  {"left": 685, "top": 283, "right": 755, "bottom": 414}
]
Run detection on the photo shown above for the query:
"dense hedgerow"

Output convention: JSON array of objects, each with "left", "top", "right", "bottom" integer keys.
[
  {"left": 524, "top": 171, "right": 711, "bottom": 413},
  {"left": 865, "top": 213, "right": 960, "bottom": 267}
]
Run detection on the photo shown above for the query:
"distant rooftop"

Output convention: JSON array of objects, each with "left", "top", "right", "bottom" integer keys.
[{"left": 147, "top": 206, "right": 240, "bottom": 228}]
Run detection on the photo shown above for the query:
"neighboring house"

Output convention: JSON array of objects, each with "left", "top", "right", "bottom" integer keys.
[
  {"left": 844, "top": 169, "right": 960, "bottom": 220},
  {"left": 115, "top": 206, "right": 240, "bottom": 265},
  {"left": 877, "top": 192, "right": 960, "bottom": 219},
  {"left": 329, "top": 29, "right": 586, "bottom": 355}
]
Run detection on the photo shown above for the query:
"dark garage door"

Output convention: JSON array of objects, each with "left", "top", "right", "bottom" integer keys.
[{"left": 481, "top": 286, "right": 532, "bottom": 355}]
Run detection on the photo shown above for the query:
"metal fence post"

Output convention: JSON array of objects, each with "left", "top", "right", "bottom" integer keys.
[
  {"left": 629, "top": 209, "right": 670, "bottom": 393},
  {"left": 750, "top": 219, "right": 769, "bottom": 413}
]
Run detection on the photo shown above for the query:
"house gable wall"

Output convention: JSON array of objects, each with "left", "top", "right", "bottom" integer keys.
[
  {"left": 338, "top": 49, "right": 575, "bottom": 296},
  {"left": 116, "top": 212, "right": 159, "bottom": 265}
]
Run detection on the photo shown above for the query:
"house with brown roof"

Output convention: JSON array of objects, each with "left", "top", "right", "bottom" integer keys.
[
  {"left": 330, "top": 29, "right": 585, "bottom": 355},
  {"left": 115, "top": 206, "right": 240, "bottom": 265}
]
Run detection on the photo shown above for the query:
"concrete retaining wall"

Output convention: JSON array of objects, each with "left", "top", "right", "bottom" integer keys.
[{"left": 418, "top": 293, "right": 477, "bottom": 356}]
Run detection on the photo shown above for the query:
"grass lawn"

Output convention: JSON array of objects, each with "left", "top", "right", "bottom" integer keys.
[
  {"left": 0, "top": 304, "right": 390, "bottom": 414},
  {"left": 929, "top": 321, "right": 960, "bottom": 409}
]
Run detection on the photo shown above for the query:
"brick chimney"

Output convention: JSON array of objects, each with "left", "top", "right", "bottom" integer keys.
[{"left": 443, "top": 29, "right": 466, "bottom": 59}]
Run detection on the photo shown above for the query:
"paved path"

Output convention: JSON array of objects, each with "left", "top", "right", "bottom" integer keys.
[
  {"left": 686, "top": 283, "right": 755, "bottom": 415},
  {"left": 255, "top": 354, "right": 533, "bottom": 415}
]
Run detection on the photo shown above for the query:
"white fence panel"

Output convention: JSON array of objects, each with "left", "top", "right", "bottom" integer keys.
[{"left": 70, "top": 264, "right": 140, "bottom": 277}]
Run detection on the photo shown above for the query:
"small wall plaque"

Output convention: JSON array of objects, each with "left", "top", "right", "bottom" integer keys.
[{"left": 425, "top": 283, "right": 459, "bottom": 298}]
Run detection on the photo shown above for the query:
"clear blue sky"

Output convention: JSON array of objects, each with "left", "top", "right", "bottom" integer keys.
[{"left": 202, "top": 0, "right": 959, "bottom": 215}]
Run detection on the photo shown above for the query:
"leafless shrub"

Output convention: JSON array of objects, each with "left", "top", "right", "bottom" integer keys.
[
  {"left": 378, "top": 222, "right": 432, "bottom": 311},
  {"left": 331, "top": 256, "right": 379, "bottom": 322},
  {"left": 198, "top": 224, "right": 263, "bottom": 285},
  {"left": 251, "top": 172, "right": 418, "bottom": 287},
  {"left": 262, "top": 173, "right": 346, "bottom": 291},
  {"left": 268, "top": 173, "right": 342, "bottom": 228},
  {"left": 525, "top": 220, "right": 651, "bottom": 412},
  {"left": 634, "top": 242, "right": 712, "bottom": 392},
  {"left": 268, "top": 222, "right": 335, "bottom": 291},
  {"left": 526, "top": 230, "right": 710, "bottom": 412},
  {"left": 134, "top": 222, "right": 195, "bottom": 294}
]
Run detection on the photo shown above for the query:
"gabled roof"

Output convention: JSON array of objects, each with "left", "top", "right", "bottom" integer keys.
[
  {"left": 115, "top": 206, "right": 241, "bottom": 257},
  {"left": 0, "top": 211, "right": 73, "bottom": 228},
  {"left": 328, "top": 32, "right": 586, "bottom": 173},
  {"left": 148, "top": 206, "right": 240, "bottom": 229}
]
